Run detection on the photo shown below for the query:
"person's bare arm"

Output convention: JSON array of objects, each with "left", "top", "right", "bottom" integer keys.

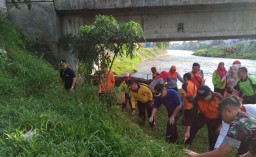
[
  {"left": 149, "top": 108, "right": 157, "bottom": 123},
  {"left": 169, "top": 105, "right": 181, "bottom": 124},
  {"left": 241, "top": 152, "right": 254, "bottom": 157},
  {"left": 70, "top": 77, "right": 76, "bottom": 91}
]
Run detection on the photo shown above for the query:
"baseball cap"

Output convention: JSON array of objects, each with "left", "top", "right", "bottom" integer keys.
[
  {"left": 197, "top": 85, "right": 212, "bottom": 100},
  {"left": 154, "top": 83, "right": 165, "bottom": 97}
]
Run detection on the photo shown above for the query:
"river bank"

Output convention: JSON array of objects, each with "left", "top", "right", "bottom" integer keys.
[
  {"left": 193, "top": 47, "right": 256, "bottom": 60},
  {"left": 112, "top": 46, "right": 167, "bottom": 75}
]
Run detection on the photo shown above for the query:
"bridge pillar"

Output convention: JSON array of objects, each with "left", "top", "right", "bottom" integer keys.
[{"left": 5, "top": 0, "right": 77, "bottom": 69}]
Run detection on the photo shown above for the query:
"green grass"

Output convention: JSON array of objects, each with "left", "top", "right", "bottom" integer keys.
[
  {"left": 112, "top": 54, "right": 141, "bottom": 75},
  {"left": 112, "top": 47, "right": 167, "bottom": 75},
  {"left": 0, "top": 20, "right": 186, "bottom": 157}
]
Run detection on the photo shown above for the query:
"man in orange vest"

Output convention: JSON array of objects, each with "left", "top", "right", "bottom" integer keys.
[
  {"left": 99, "top": 66, "right": 115, "bottom": 96},
  {"left": 181, "top": 73, "right": 197, "bottom": 142}
]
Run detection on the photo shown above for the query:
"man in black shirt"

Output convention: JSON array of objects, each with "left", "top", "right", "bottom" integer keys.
[{"left": 60, "top": 60, "right": 76, "bottom": 91}]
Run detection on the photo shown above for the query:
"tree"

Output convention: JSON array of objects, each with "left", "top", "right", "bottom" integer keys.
[{"left": 70, "top": 15, "right": 145, "bottom": 83}]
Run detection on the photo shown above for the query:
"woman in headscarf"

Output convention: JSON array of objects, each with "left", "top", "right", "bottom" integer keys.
[
  {"left": 221, "top": 65, "right": 238, "bottom": 97},
  {"left": 232, "top": 60, "right": 241, "bottom": 78},
  {"left": 212, "top": 62, "right": 227, "bottom": 95},
  {"left": 165, "top": 65, "right": 183, "bottom": 92}
]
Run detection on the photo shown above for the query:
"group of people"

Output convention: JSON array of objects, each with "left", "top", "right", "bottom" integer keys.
[
  {"left": 184, "top": 61, "right": 256, "bottom": 157},
  {"left": 212, "top": 60, "right": 256, "bottom": 104},
  {"left": 117, "top": 61, "right": 256, "bottom": 157},
  {"left": 59, "top": 59, "right": 256, "bottom": 157}
]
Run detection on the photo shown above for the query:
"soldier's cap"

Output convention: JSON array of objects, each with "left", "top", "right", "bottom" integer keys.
[
  {"left": 154, "top": 83, "right": 165, "bottom": 97},
  {"left": 216, "top": 96, "right": 242, "bottom": 112},
  {"left": 196, "top": 85, "right": 212, "bottom": 100}
]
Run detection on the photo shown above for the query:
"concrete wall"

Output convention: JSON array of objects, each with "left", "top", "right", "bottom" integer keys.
[
  {"left": 60, "top": 4, "right": 256, "bottom": 41},
  {"left": 6, "top": 1, "right": 65, "bottom": 65},
  {"left": 0, "top": 0, "right": 7, "bottom": 18},
  {"left": 5, "top": 0, "right": 76, "bottom": 69},
  {"left": 144, "top": 5, "right": 256, "bottom": 41},
  {"left": 55, "top": 0, "right": 256, "bottom": 10},
  {"left": 7, "top": 1, "right": 59, "bottom": 44},
  {"left": 0, "top": 0, "right": 6, "bottom": 9}
]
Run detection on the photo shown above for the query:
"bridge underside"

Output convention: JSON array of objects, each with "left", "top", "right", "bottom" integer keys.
[{"left": 58, "top": 3, "right": 256, "bottom": 41}]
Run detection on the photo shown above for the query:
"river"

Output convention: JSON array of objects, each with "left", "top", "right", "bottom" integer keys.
[{"left": 132, "top": 50, "right": 256, "bottom": 90}]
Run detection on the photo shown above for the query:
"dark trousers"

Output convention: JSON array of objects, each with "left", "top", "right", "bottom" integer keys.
[
  {"left": 214, "top": 88, "right": 225, "bottom": 96},
  {"left": 237, "top": 141, "right": 249, "bottom": 155},
  {"left": 122, "top": 93, "right": 131, "bottom": 109},
  {"left": 185, "top": 113, "right": 221, "bottom": 151},
  {"left": 243, "top": 94, "right": 256, "bottom": 104},
  {"left": 137, "top": 101, "right": 154, "bottom": 127},
  {"left": 166, "top": 111, "right": 182, "bottom": 143}
]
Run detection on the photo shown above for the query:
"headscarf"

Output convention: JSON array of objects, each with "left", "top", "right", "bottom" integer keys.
[
  {"left": 169, "top": 65, "right": 178, "bottom": 79},
  {"left": 154, "top": 71, "right": 169, "bottom": 80},
  {"left": 215, "top": 62, "right": 227, "bottom": 79},
  {"left": 232, "top": 61, "right": 241, "bottom": 75},
  {"left": 233, "top": 60, "right": 241, "bottom": 65}
]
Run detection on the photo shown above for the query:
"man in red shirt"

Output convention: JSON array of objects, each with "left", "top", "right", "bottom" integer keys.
[{"left": 190, "top": 63, "right": 204, "bottom": 89}]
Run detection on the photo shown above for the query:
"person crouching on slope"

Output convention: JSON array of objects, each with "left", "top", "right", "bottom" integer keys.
[
  {"left": 149, "top": 83, "right": 182, "bottom": 143},
  {"left": 185, "top": 85, "right": 223, "bottom": 151},
  {"left": 130, "top": 81, "right": 155, "bottom": 127}
]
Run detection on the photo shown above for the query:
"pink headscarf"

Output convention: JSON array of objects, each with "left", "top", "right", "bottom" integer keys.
[
  {"left": 154, "top": 71, "right": 169, "bottom": 80},
  {"left": 215, "top": 62, "right": 227, "bottom": 79}
]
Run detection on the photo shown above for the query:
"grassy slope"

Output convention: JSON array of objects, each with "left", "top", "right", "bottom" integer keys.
[
  {"left": 194, "top": 47, "right": 256, "bottom": 60},
  {"left": 0, "top": 21, "right": 186, "bottom": 156},
  {"left": 112, "top": 47, "right": 167, "bottom": 75}
]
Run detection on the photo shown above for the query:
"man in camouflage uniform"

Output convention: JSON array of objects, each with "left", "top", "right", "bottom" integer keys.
[{"left": 184, "top": 96, "right": 256, "bottom": 157}]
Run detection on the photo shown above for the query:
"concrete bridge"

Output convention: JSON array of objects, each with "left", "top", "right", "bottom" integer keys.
[{"left": 4, "top": 0, "right": 256, "bottom": 59}]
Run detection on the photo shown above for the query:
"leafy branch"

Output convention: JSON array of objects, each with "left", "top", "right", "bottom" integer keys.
[{"left": 62, "top": 15, "right": 145, "bottom": 83}]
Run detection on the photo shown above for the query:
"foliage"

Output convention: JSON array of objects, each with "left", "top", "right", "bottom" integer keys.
[
  {"left": 70, "top": 15, "right": 144, "bottom": 82},
  {"left": 194, "top": 44, "right": 256, "bottom": 60},
  {"left": 155, "top": 42, "right": 170, "bottom": 50}
]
